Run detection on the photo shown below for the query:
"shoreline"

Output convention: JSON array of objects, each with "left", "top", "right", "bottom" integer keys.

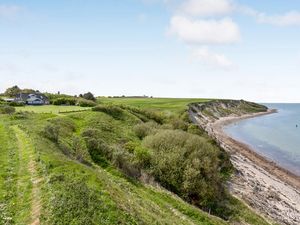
[
  {"left": 209, "top": 109, "right": 300, "bottom": 189},
  {"left": 202, "top": 109, "right": 300, "bottom": 224}
]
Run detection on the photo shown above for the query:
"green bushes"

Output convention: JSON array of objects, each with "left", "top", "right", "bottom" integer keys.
[
  {"left": 0, "top": 105, "right": 16, "bottom": 114},
  {"left": 143, "top": 129, "right": 233, "bottom": 219},
  {"left": 8, "top": 102, "right": 25, "bottom": 107},
  {"left": 121, "top": 105, "right": 165, "bottom": 124},
  {"left": 43, "top": 124, "right": 60, "bottom": 143},
  {"left": 92, "top": 105, "right": 123, "bottom": 119},
  {"left": 52, "top": 98, "right": 76, "bottom": 106},
  {"left": 133, "top": 122, "right": 158, "bottom": 139},
  {"left": 81, "top": 128, "right": 111, "bottom": 166},
  {"left": 77, "top": 99, "right": 97, "bottom": 107},
  {"left": 71, "top": 136, "right": 90, "bottom": 163}
]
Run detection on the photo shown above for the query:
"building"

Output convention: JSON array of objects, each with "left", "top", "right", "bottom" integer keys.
[{"left": 15, "top": 93, "right": 50, "bottom": 105}]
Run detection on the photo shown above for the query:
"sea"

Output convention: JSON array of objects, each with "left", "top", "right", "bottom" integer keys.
[{"left": 224, "top": 103, "right": 300, "bottom": 176}]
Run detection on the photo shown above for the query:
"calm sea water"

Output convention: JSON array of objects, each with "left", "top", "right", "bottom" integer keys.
[{"left": 224, "top": 104, "right": 300, "bottom": 175}]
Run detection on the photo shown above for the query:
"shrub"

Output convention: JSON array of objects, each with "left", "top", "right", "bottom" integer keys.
[
  {"left": 77, "top": 99, "right": 96, "bottom": 107},
  {"left": 49, "top": 117, "right": 76, "bottom": 135},
  {"left": 8, "top": 102, "right": 25, "bottom": 107},
  {"left": 134, "top": 146, "right": 151, "bottom": 169},
  {"left": 43, "top": 124, "right": 60, "bottom": 143},
  {"left": 111, "top": 146, "right": 140, "bottom": 178},
  {"left": 71, "top": 136, "right": 90, "bottom": 164},
  {"left": 123, "top": 141, "right": 138, "bottom": 153},
  {"left": 52, "top": 98, "right": 76, "bottom": 106},
  {"left": 170, "top": 118, "right": 189, "bottom": 131},
  {"left": 11, "top": 112, "right": 29, "bottom": 120},
  {"left": 0, "top": 105, "right": 15, "bottom": 114},
  {"left": 133, "top": 122, "right": 158, "bottom": 139},
  {"left": 119, "top": 105, "right": 165, "bottom": 124},
  {"left": 81, "top": 92, "right": 96, "bottom": 101},
  {"left": 92, "top": 105, "right": 123, "bottom": 119},
  {"left": 143, "top": 129, "right": 233, "bottom": 218},
  {"left": 81, "top": 128, "right": 111, "bottom": 166},
  {"left": 187, "top": 124, "right": 205, "bottom": 136}
]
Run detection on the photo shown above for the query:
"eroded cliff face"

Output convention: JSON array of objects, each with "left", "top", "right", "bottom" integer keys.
[{"left": 188, "top": 100, "right": 268, "bottom": 129}]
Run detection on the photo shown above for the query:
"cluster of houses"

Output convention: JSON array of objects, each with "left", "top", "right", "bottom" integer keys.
[{"left": 4, "top": 93, "right": 49, "bottom": 105}]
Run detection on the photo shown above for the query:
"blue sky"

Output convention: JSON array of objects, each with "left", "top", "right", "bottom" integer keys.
[{"left": 1, "top": 0, "right": 300, "bottom": 102}]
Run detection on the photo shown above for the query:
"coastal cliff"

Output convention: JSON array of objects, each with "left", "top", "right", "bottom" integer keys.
[
  {"left": 189, "top": 99, "right": 268, "bottom": 128},
  {"left": 188, "top": 100, "right": 300, "bottom": 225}
]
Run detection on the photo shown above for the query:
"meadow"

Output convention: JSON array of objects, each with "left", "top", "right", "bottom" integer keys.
[
  {"left": 15, "top": 105, "right": 91, "bottom": 114},
  {"left": 0, "top": 99, "right": 274, "bottom": 225},
  {"left": 98, "top": 97, "right": 211, "bottom": 115}
]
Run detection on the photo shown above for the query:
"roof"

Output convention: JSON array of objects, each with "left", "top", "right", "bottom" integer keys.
[{"left": 15, "top": 93, "right": 49, "bottom": 102}]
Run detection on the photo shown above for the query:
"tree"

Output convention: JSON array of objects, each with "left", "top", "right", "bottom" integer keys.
[
  {"left": 82, "top": 92, "right": 96, "bottom": 101},
  {"left": 4, "top": 85, "right": 21, "bottom": 97},
  {"left": 22, "top": 89, "right": 36, "bottom": 94}
]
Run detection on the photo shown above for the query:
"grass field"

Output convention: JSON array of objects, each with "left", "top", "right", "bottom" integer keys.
[
  {"left": 98, "top": 97, "right": 211, "bottom": 115},
  {"left": 0, "top": 99, "right": 274, "bottom": 225},
  {"left": 15, "top": 105, "right": 91, "bottom": 114}
]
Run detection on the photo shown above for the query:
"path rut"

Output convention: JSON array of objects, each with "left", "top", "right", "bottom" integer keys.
[{"left": 13, "top": 126, "right": 42, "bottom": 225}]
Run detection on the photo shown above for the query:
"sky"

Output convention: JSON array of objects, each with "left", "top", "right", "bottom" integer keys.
[{"left": 0, "top": 0, "right": 300, "bottom": 102}]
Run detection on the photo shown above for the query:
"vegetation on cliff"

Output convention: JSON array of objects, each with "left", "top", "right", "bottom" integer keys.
[{"left": 0, "top": 96, "right": 273, "bottom": 224}]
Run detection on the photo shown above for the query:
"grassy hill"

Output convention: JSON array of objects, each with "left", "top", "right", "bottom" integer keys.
[{"left": 0, "top": 99, "right": 274, "bottom": 225}]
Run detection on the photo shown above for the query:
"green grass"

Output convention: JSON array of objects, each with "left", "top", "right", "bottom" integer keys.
[
  {"left": 15, "top": 105, "right": 91, "bottom": 114},
  {"left": 12, "top": 126, "right": 35, "bottom": 224},
  {"left": 0, "top": 99, "right": 275, "bottom": 225},
  {"left": 98, "top": 97, "right": 211, "bottom": 116},
  {"left": 0, "top": 123, "right": 19, "bottom": 224}
]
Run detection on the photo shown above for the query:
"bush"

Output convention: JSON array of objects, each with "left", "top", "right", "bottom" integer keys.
[
  {"left": 11, "top": 112, "right": 29, "bottom": 120},
  {"left": 119, "top": 105, "right": 165, "bottom": 124},
  {"left": 143, "top": 129, "right": 233, "bottom": 218},
  {"left": 43, "top": 124, "right": 60, "bottom": 143},
  {"left": 49, "top": 117, "right": 76, "bottom": 135},
  {"left": 111, "top": 146, "right": 140, "bottom": 178},
  {"left": 134, "top": 146, "right": 152, "bottom": 169},
  {"left": 92, "top": 105, "right": 123, "bottom": 119},
  {"left": 8, "top": 102, "right": 25, "bottom": 107},
  {"left": 52, "top": 98, "right": 76, "bottom": 106},
  {"left": 170, "top": 118, "right": 189, "bottom": 131},
  {"left": 81, "top": 92, "right": 96, "bottom": 101},
  {"left": 71, "top": 136, "right": 91, "bottom": 164},
  {"left": 81, "top": 128, "right": 111, "bottom": 166},
  {"left": 187, "top": 124, "right": 205, "bottom": 136},
  {"left": 77, "top": 99, "right": 96, "bottom": 107},
  {"left": 123, "top": 141, "right": 138, "bottom": 153},
  {"left": 133, "top": 122, "right": 158, "bottom": 139},
  {"left": 0, "top": 105, "right": 15, "bottom": 114}
]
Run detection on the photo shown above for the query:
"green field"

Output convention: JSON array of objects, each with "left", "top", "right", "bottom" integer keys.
[
  {"left": 15, "top": 105, "right": 91, "bottom": 114},
  {"left": 98, "top": 97, "right": 211, "bottom": 115},
  {"left": 0, "top": 99, "right": 274, "bottom": 225}
]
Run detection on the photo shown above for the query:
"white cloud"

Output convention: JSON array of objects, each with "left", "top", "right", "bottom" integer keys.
[
  {"left": 239, "top": 6, "right": 300, "bottom": 26},
  {"left": 179, "top": 0, "right": 234, "bottom": 17},
  {"left": 169, "top": 16, "right": 240, "bottom": 45},
  {"left": 192, "top": 47, "right": 234, "bottom": 69},
  {"left": 257, "top": 11, "right": 300, "bottom": 26},
  {"left": 0, "top": 5, "right": 22, "bottom": 20}
]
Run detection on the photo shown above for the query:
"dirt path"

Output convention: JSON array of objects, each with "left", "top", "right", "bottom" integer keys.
[{"left": 13, "top": 126, "right": 42, "bottom": 225}]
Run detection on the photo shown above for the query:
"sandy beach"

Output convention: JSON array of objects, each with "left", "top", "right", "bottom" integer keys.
[{"left": 192, "top": 109, "right": 300, "bottom": 225}]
